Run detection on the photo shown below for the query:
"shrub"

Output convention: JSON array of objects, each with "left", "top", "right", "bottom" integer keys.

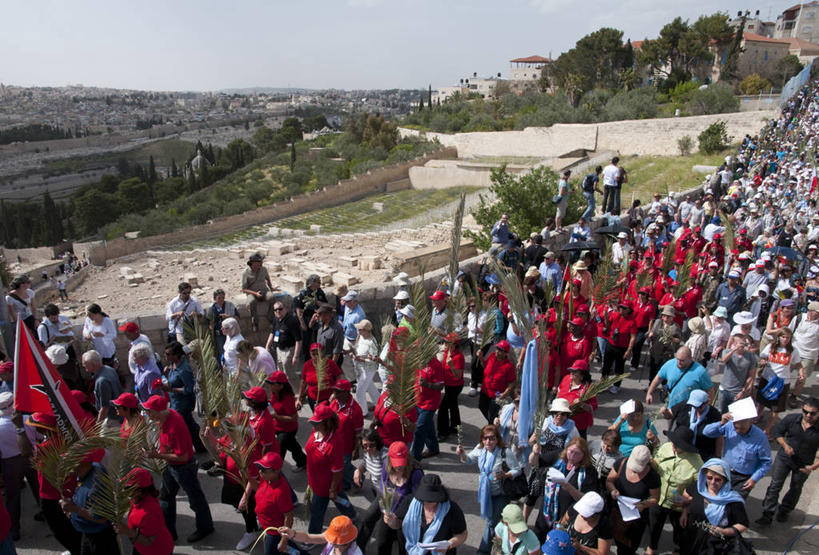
[
  {"left": 677, "top": 135, "right": 694, "bottom": 156},
  {"left": 698, "top": 121, "right": 731, "bottom": 154},
  {"left": 739, "top": 73, "right": 773, "bottom": 95},
  {"left": 603, "top": 88, "right": 658, "bottom": 121},
  {"left": 686, "top": 84, "right": 739, "bottom": 115}
]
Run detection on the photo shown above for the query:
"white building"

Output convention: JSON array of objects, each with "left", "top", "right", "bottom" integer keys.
[{"left": 509, "top": 55, "right": 552, "bottom": 81}]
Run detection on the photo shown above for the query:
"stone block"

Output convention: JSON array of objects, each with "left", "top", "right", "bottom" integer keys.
[
  {"left": 125, "top": 273, "right": 145, "bottom": 285},
  {"left": 267, "top": 262, "right": 282, "bottom": 272},
  {"left": 279, "top": 275, "right": 304, "bottom": 293},
  {"left": 310, "top": 224, "right": 323, "bottom": 234},
  {"left": 360, "top": 255, "right": 381, "bottom": 271},
  {"left": 287, "top": 258, "right": 305, "bottom": 273},
  {"left": 268, "top": 243, "right": 294, "bottom": 256},
  {"left": 372, "top": 202, "right": 384, "bottom": 212},
  {"left": 119, "top": 266, "right": 133, "bottom": 277},
  {"left": 359, "top": 287, "right": 376, "bottom": 302},
  {"left": 333, "top": 272, "right": 359, "bottom": 287},
  {"left": 338, "top": 256, "right": 358, "bottom": 267},
  {"left": 184, "top": 257, "right": 197, "bottom": 265},
  {"left": 137, "top": 314, "right": 168, "bottom": 333},
  {"left": 183, "top": 274, "right": 199, "bottom": 287}
]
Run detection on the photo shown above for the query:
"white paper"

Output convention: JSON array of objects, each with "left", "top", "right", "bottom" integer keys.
[
  {"left": 547, "top": 468, "right": 567, "bottom": 483},
  {"left": 419, "top": 540, "right": 452, "bottom": 550},
  {"left": 617, "top": 495, "right": 642, "bottom": 521},
  {"left": 729, "top": 397, "right": 758, "bottom": 421},
  {"left": 620, "top": 399, "right": 636, "bottom": 416}
]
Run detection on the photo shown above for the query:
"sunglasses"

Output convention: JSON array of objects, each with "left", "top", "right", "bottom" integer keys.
[
  {"left": 803, "top": 409, "right": 819, "bottom": 416},
  {"left": 273, "top": 307, "right": 285, "bottom": 312},
  {"left": 482, "top": 436, "right": 497, "bottom": 441},
  {"left": 705, "top": 474, "right": 725, "bottom": 481},
  {"left": 550, "top": 412, "right": 570, "bottom": 417}
]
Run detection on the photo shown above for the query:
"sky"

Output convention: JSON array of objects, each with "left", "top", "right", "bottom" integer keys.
[{"left": 0, "top": 0, "right": 798, "bottom": 92}]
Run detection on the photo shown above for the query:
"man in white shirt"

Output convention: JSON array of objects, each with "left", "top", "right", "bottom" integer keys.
[
  {"left": 165, "top": 282, "right": 203, "bottom": 344},
  {"left": 611, "top": 232, "right": 631, "bottom": 265},
  {"left": 601, "top": 156, "right": 621, "bottom": 215},
  {"left": 792, "top": 302, "right": 819, "bottom": 401}
]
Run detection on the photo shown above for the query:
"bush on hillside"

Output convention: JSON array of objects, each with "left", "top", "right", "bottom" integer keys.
[
  {"left": 698, "top": 121, "right": 731, "bottom": 154},
  {"left": 739, "top": 73, "right": 773, "bottom": 95},
  {"left": 677, "top": 135, "right": 694, "bottom": 156},
  {"left": 686, "top": 84, "right": 739, "bottom": 115}
]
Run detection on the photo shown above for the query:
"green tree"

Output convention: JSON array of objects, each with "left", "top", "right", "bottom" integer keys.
[
  {"left": 220, "top": 138, "right": 256, "bottom": 172},
  {"left": 698, "top": 120, "right": 731, "bottom": 154},
  {"left": 739, "top": 73, "right": 773, "bottom": 94},
  {"left": 345, "top": 113, "right": 399, "bottom": 150},
  {"left": 686, "top": 83, "right": 739, "bottom": 115},
  {"left": 467, "top": 165, "right": 583, "bottom": 250},
  {"left": 290, "top": 142, "right": 297, "bottom": 170},
  {"left": 279, "top": 117, "right": 303, "bottom": 143},
  {"left": 41, "top": 191, "right": 63, "bottom": 245},
  {"left": 721, "top": 14, "right": 745, "bottom": 81},
  {"left": 72, "top": 189, "right": 121, "bottom": 236},
  {"left": 775, "top": 54, "right": 804, "bottom": 86},
  {"left": 117, "top": 178, "right": 153, "bottom": 213}
]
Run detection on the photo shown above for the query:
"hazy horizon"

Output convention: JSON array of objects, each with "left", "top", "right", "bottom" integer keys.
[{"left": 1, "top": 0, "right": 791, "bottom": 92}]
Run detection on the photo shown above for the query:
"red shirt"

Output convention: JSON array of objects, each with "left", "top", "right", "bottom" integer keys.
[
  {"left": 37, "top": 438, "right": 77, "bottom": 500},
  {"left": 270, "top": 392, "right": 299, "bottom": 433},
  {"left": 327, "top": 398, "right": 364, "bottom": 455},
  {"left": 559, "top": 334, "right": 592, "bottom": 379},
  {"left": 442, "top": 348, "right": 465, "bottom": 387},
  {"left": 607, "top": 313, "right": 636, "bottom": 349},
  {"left": 220, "top": 437, "right": 261, "bottom": 485},
  {"left": 482, "top": 353, "right": 516, "bottom": 398},
  {"left": 633, "top": 300, "right": 656, "bottom": 330},
  {"left": 680, "top": 286, "right": 702, "bottom": 318},
  {"left": 128, "top": 494, "right": 174, "bottom": 555},
  {"left": 305, "top": 430, "right": 344, "bottom": 497},
  {"left": 159, "top": 409, "right": 194, "bottom": 465},
  {"left": 255, "top": 477, "right": 294, "bottom": 533},
  {"left": 301, "top": 359, "right": 341, "bottom": 402},
  {"left": 557, "top": 375, "right": 597, "bottom": 432},
  {"left": 417, "top": 358, "right": 445, "bottom": 411},
  {"left": 250, "top": 410, "right": 280, "bottom": 455},
  {"left": 373, "top": 392, "right": 417, "bottom": 447}
]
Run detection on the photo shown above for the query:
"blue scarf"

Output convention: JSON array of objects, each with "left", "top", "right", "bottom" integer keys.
[
  {"left": 518, "top": 339, "right": 539, "bottom": 450},
  {"left": 499, "top": 403, "right": 514, "bottom": 440},
  {"left": 689, "top": 406, "right": 707, "bottom": 445},
  {"left": 403, "top": 498, "right": 451, "bottom": 555},
  {"left": 543, "top": 459, "right": 585, "bottom": 526},
  {"left": 697, "top": 458, "right": 744, "bottom": 526},
  {"left": 477, "top": 447, "right": 498, "bottom": 520}
]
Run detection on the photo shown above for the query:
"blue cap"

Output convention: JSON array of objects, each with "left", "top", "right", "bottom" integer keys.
[
  {"left": 712, "top": 216, "right": 721, "bottom": 225},
  {"left": 542, "top": 529, "right": 575, "bottom": 555},
  {"left": 687, "top": 389, "right": 709, "bottom": 408},
  {"left": 486, "top": 274, "right": 501, "bottom": 285}
]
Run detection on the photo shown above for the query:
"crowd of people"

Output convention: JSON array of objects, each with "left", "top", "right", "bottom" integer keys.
[{"left": 2, "top": 81, "right": 819, "bottom": 555}]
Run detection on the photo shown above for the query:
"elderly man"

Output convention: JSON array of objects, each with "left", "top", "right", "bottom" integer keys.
[
  {"left": 664, "top": 389, "right": 721, "bottom": 461},
  {"left": 165, "top": 282, "right": 203, "bottom": 345},
  {"left": 130, "top": 343, "right": 162, "bottom": 403},
  {"left": 646, "top": 346, "right": 713, "bottom": 409},
  {"left": 119, "top": 321, "right": 153, "bottom": 390},
  {"left": 538, "top": 251, "right": 563, "bottom": 293},
  {"left": 703, "top": 406, "right": 771, "bottom": 499},
  {"left": 241, "top": 252, "right": 278, "bottom": 332},
  {"left": 716, "top": 271, "right": 746, "bottom": 321},
  {"left": 81, "top": 350, "right": 122, "bottom": 425},
  {"left": 611, "top": 232, "right": 631, "bottom": 265},
  {"left": 429, "top": 290, "right": 461, "bottom": 339},
  {"left": 791, "top": 301, "right": 819, "bottom": 402},
  {"left": 265, "top": 300, "right": 303, "bottom": 385},
  {"left": 143, "top": 394, "right": 214, "bottom": 543},
  {"left": 310, "top": 305, "right": 344, "bottom": 365}
]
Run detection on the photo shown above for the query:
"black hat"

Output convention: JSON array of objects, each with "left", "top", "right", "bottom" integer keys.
[
  {"left": 664, "top": 426, "right": 698, "bottom": 453},
  {"left": 414, "top": 474, "right": 449, "bottom": 503}
]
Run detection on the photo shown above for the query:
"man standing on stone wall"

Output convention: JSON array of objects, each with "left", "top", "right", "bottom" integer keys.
[
  {"left": 294, "top": 275, "right": 327, "bottom": 360},
  {"left": 241, "top": 252, "right": 277, "bottom": 332}
]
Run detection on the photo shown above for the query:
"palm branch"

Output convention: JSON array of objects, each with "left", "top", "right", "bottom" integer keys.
[
  {"left": 123, "top": 417, "right": 167, "bottom": 476},
  {"left": 719, "top": 210, "right": 735, "bottom": 253},
  {"left": 532, "top": 331, "right": 553, "bottom": 441},
  {"left": 303, "top": 485, "right": 313, "bottom": 521},
  {"left": 447, "top": 192, "right": 467, "bottom": 288},
  {"left": 593, "top": 250, "right": 621, "bottom": 304},
  {"left": 660, "top": 239, "right": 677, "bottom": 276},
  {"left": 636, "top": 265, "right": 654, "bottom": 292},
  {"left": 490, "top": 259, "right": 533, "bottom": 347},
  {"left": 184, "top": 316, "right": 230, "bottom": 419},
  {"left": 313, "top": 350, "right": 329, "bottom": 400},
  {"left": 569, "top": 373, "right": 631, "bottom": 414},
  {"left": 409, "top": 271, "right": 432, "bottom": 340},
  {"left": 478, "top": 306, "right": 497, "bottom": 350},
  {"left": 672, "top": 249, "right": 695, "bottom": 300}
]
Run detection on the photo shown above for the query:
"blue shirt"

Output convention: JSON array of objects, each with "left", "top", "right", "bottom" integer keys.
[
  {"left": 342, "top": 304, "right": 366, "bottom": 341},
  {"left": 657, "top": 360, "right": 712, "bottom": 408},
  {"left": 538, "top": 261, "right": 563, "bottom": 293},
  {"left": 491, "top": 220, "right": 510, "bottom": 245},
  {"left": 716, "top": 282, "right": 746, "bottom": 319},
  {"left": 71, "top": 464, "right": 110, "bottom": 534},
  {"left": 702, "top": 421, "right": 772, "bottom": 483},
  {"left": 167, "top": 358, "right": 196, "bottom": 413}
]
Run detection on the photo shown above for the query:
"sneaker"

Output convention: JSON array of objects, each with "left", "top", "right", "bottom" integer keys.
[
  {"left": 199, "top": 460, "right": 216, "bottom": 471},
  {"left": 776, "top": 511, "right": 789, "bottom": 522},
  {"left": 187, "top": 528, "right": 214, "bottom": 543},
  {"left": 755, "top": 515, "right": 772, "bottom": 527},
  {"left": 609, "top": 385, "right": 620, "bottom": 394},
  {"left": 236, "top": 531, "right": 258, "bottom": 550},
  {"left": 207, "top": 465, "right": 225, "bottom": 477},
  {"left": 467, "top": 387, "right": 478, "bottom": 397}
]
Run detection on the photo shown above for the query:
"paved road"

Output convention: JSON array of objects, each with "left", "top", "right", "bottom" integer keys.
[{"left": 12, "top": 367, "right": 819, "bottom": 554}]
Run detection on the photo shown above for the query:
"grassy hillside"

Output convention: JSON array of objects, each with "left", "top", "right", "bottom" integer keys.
[{"left": 620, "top": 151, "right": 729, "bottom": 203}]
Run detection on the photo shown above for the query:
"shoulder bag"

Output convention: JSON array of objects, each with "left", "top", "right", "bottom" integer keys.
[{"left": 500, "top": 448, "right": 528, "bottom": 500}]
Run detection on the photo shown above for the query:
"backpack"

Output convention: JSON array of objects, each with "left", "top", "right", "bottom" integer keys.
[{"left": 582, "top": 174, "right": 596, "bottom": 193}]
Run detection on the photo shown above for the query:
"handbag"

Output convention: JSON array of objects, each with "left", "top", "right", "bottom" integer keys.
[
  {"left": 760, "top": 374, "right": 785, "bottom": 401},
  {"left": 702, "top": 530, "right": 755, "bottom": 555},
  {"left": 552, "top": 194, "right": 563, "bottom": 204},
  {"left": 500, "top": 448, "right": 528, "bottom": 500}
]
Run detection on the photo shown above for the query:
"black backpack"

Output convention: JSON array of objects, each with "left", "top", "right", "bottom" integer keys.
[{"left": 582, "top": 174, "right": 596, "bottom": 193}]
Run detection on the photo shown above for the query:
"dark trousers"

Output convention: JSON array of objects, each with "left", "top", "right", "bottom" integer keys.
[
  {"left": 437, "top": 385, "right": 463, "bottom": 436},
  {"left": 264, "top": 533, "right": 307, "bottom": 555},
  {"left": 648, "top": 505, "right": 683, "bottom": 549},
  {"left": 470, "top": 340, "right": 485, "bottom": 389},
  {"left": 730, "top": 470, "right": 752, "bottom": 499},
  {"left": 649, "top": 355, "right": 664, "bottom": 382},
  {"left": 42, "top": 498, "right": 81, "bottom": 554},
  {"left": 160, "top": 458, "right": 214, "bottom": 537},
  {"left": 1, "top": 454, "right": 40, "bottom": 536},
  {"left": 177, "top": 408, "right": 206, "bottom": 453},
  {"left": 631, "top": 330, "right": 648, "bottom": 369},
  {"left": 221, "top": 479, "right": 258, "bottom": 533},
  {"left": 602, "top": 343, "right": 626, "bottom": 384},
  {"left": 762, "top": 454, "right": 809, "bottom": 517},
  {"left": 276, "top": 430, "right": 307, "bottom": 468},
  {"left": 603, "top": 187, "right": 621, "bottom": 214},
  {"left": 308, "top": 492, "right": 356, "bottom": 533},
  {"left": 371, "top": 517, "right": 406, "bottom": 555},
  {"left": 479, "top": 392, "right": 500, "bottom": 423},
  {"left": 411, "top": 408, "right": 438, "bottom": 460},
  {"left": 79, "top": 526, "right": 120, "bottom": 555},
  {"left": 356, "top": 497, "right": 382, "bottom": 551}
]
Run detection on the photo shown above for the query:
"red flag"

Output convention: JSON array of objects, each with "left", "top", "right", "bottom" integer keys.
[{"left": 13, "top": 320, "right": 86, "bottom": 439}]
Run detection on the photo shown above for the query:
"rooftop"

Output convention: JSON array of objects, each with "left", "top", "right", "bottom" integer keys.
[
  {"left": 743, "top": 32, "right": 791, "bottom": 44},
  {"left": 509, "top": 55, "right": 552, "bottom": 63}
]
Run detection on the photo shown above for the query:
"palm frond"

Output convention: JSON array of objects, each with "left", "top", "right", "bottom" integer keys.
[
  {"left": 303, "top": 486, "right": 313, "bottom": 521},
  {"left": 123, "top": 416, "right": 167, "bottom": 476},
  {"left": 410, "top": 269, "right": 432, "bottom": 340},
  {"left": 490, "top": 259, "right": 533, "bottom": 346},
  {"left": 720, "top": 210, "right": 735, "bottom": 253},
  {"left": 185, "top": 316, "right": 230, "bottom": 419},
  {"left": 672, "top": 249, "right": 695, "bottom": 299},
  {"left": 313, "top": 350, "right": 329, "bottom": 400},
  {"left": 87, "top": 448, "right": 137, "bottom": 526},
  {"left": 660, "top": 240, "right": 677, "bottom": 276},
  {"left": 593, "top": 249, "right": 622, "bottom": 304},
  {"left": 569, "top": 373, "right": 631, "bottom": 414}
]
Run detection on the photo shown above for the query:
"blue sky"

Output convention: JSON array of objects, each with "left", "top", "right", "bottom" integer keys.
[{"left": 0, "top": 0, "right": 793, "bottom": 91}]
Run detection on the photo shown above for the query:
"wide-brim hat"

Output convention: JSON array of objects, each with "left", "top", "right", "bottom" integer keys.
[
  {"left": 324, "top": 516, "right": 358, "bottom": 544},
  {"left": 661, "top": 306, "right": 677, "bottom": 317},
  {"left": 733, "top": 311, "right": 756, "bottom": 325},
  {"left": 414, "top": 474, "right": 449, "bottom": 503},
  {"left": 542, "top": 529, "right": 575, "bottom": 555},
  {"left": 550, "top": 398, "right": 571, "bottom": 414},
  {"left": 665, "top": 426, "right": 698, "bottom": 453}
]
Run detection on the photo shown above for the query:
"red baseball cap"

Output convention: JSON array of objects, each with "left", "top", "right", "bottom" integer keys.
[
  {"left": 242, "top": 387, "right": 268, "bottom": 403},
  {"left": 70, "top": 390, "right": 89, "bottom": 405},
  {"left": 444, "top": 332, "right": 461, "bottom": 343},
  {"left": 118, "top": 322, "right": 139, "bottom": 334},
  {"left": 265, "top": 371, "right": 288, "bottom": 384},
  {"left": 639, "top": 287, "right": 651, "bottom": 295},
  {"left": 576, "top": 304, "right": 590, "bottom": 314},
  {"left": 333, "top": 379, "right": 352, "bottom": 392},
  {"left": 495, "top": 340, "right": 511, "bottom": 352},
  {"left": 151, "top": 378, "right": 164, "bottom": 390},
  {"left": 569, "top": 360, "right": 590, "bottom": 372},
  {"left": 29, "top": 412, "right": 57, "bottom": 429},
  {"left": 570, "top": 317, "right": 585, "bottom": 327},
  {"left": 309, "top": 404, "right": 335, "bottom": 423},
  {"left": 388, "top": 441, "right": 409, "bottom": 467},
  {"left": 128, "top": 468, "right": 153, "bottom": 488},
  {"left": 112, "top": 392, "right": 138, "bottom": 409},
  {"left": 309, "top": 342, "right": 322, "bottom": 352},
  {"left": 255, "top": 452, "right": 284, "bottom": 470},
  {"left": 142, "top": 395, "right": 168, "bottom": 411},
  {"left": 429, "top": 290, "right": 447, "bottom": 301}
]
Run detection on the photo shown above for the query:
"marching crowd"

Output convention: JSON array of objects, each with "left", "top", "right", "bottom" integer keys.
[{"left": 3, "top": 81, "right": 819, "bottom": 555}]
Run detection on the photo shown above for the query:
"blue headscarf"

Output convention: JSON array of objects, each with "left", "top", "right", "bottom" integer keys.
[{"left": 697, "top": 458, "right": 744, "bottom": 526}]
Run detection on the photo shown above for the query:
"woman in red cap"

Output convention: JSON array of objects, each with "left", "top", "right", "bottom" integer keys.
[
  {"left": 240, "top": 452, "right": 296, "bottom": 554},
  {"left": 557, "top": 318, "right": 592, "bottom": 386},
  {"left": 438, "top": 332, "right": 465, "bottom": 441},
  {"left": 630, "top": 287, "right": 657, "bottom": 370},
  {"left": 265, "top": 371, "right": 307, "bottom": 471},
  {"left": 358, "top": 440, "right": 424, "bottom": 552},
  {"left": 556, "top": 361, "right": 597, "bottom": 439},
  {"left": 114, "top": 468, "right": 173, "bottom": 555},
  {"left": 298, "top": 343, "right": 341, "bottom": 411},
  {"left": 305, "top": 404, "right": 356, "bottom": 533},
  {"left": 372, "top": 389, "right": 418, "bottom": 448},
  {"left": 479, "top": 341, "right": 516, "bottom": 423},
  {"left": 112, "top": 392, "right": 143, "bottom": 439},
  {"left": 29, "top": 412, "right": 81, "bottom": 555}
]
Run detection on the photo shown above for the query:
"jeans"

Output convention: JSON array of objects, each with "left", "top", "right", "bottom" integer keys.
[
  {"left": 581, "top": 191, "right": 596, "bottom": 220},
  {"left": 411, "top": 408, "right": 439, "bottom": 459},
  {"left": 276, "top": 430, "right": 307, "bottom": 468},
  {"left": 264, "top": 533, "right": 307, "bottom": 555},
  {"left": 343, "top": 453, "right": 354, "bottom": 491},
  {"left": 596, "top": 337, "right": 607, "bottom": 361},
  {"left": 437, "top": 385, "right": 463, "bottom": 436},
  {"left": 478, "top": 494, "right": 507, "bottom": 554},
  {"left": 308, "top": 492, "right": 356, "bottom": 533},
  {"left": 717, "top": 389, "right": 737, "bottom": 415},
  {"left": 762, "top": 454, "right": 809, "bottom": 517},
  {"left": 160, "top": 458, "right": 214, "bottom": 537}
]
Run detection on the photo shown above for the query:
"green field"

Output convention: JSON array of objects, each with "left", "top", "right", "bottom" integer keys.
[{"left": 618, "top": 150, "right": 729, "bottom": 203}]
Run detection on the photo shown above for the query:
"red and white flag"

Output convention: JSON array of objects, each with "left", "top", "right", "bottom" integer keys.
[{"left": 13, "top": 320, "right": 86, "bottom": 439}]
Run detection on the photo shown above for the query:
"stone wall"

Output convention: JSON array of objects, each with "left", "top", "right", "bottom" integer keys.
[
  {"left": 399, "top": 111, "right": 775, "bottom": 158},
  {"left": 409, "top": 159, "right": 533, "bottom": 190}
]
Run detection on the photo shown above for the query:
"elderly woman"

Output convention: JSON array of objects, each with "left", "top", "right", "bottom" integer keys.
[
  {"left": 236, "top": 339, "right": 277, "bottom": 379},
  {"left": 221, "top": 317, "right": 244, "bottom": 375},
  {"left": 5, "top": 274, "right": 36, "bottom": 333},
  {"left": 83, "top": 303, "right": 117, "bottom": 367},
  {"left": 283, "top": 516, "right": 362, "bottom": 555},
  {"left": 130, "top": 342, "right": 162, "bottom": 403},
  {"left": 679, "top": 459, "right": 748, "bottom": 555},
  {"left": 394, "top": 474, "right": 468, "bottom": 555},
  {"left": 685, "top": 317, "right": 708, "bottom": 364},
  {"left": 457, "top": 424, "right": 521, "bottom": 554},
  {"left": 530, "top": 398, "right": 581, "bottom": 468},
  {"left": 558, "top": 491, "right": 612, "bottom": 555},
  {"left": 606, "top": 445, "right": 660, "bottom": 555},
  {"left": 351, "top": 319, "right": 380, "bottom": 413},
  {"left": 608, "top": 399, "right": 658, "bottom": 456}
]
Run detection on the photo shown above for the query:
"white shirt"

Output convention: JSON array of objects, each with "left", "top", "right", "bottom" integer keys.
[
  {"left": 223, "top": 333, "right": 244, "bottom": 374},
  {"left": 611, "top": 241, "right": 631, "bottom": 265},
  {"left": 83, "top": 316, "right": 117, "bottom": 358},
  {"left": 38, "top": 316, "right": 75, "bottom": 346},
  {"left": 467, "top": 310, "right": 488, "bottom": 342},
  {"left": 602, "top": 164, "right": 619, "bottom": 187},
  {"left": 794, "top": 316, "right": 819, "bottom": 362},
  {"left": 249, "top": 347, "right": 277, "bottom": 377},
  {"left": 165, "top": 295, "right": 204, "bottom": 334}
]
